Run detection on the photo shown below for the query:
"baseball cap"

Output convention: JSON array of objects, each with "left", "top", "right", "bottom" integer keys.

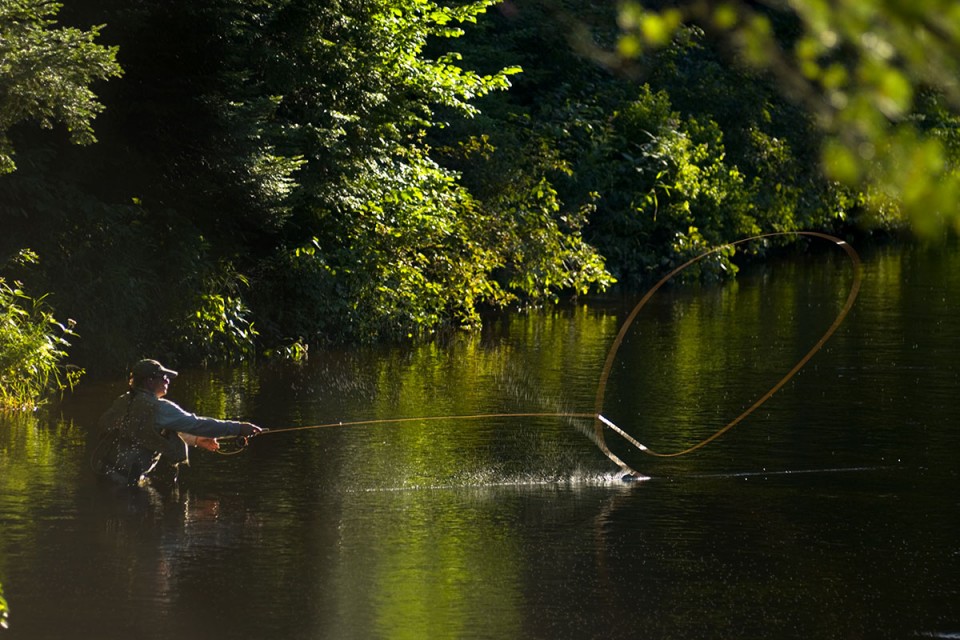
[{"left": 130, "top": 359, "right": 179, "bottom": 382}]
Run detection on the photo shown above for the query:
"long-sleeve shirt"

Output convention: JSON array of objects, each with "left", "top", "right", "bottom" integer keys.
[{"left": 150, "top": 394, "right": 249, "bottom": 438}]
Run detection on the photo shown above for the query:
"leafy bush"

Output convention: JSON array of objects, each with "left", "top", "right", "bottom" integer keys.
[
  {"left": 0, "top": 252, "right": 83, "bottom": 410},
  {"left": 180, "top": 292, "right": 259, "bottom": 363},
  {"left": 542, "top": 83, "right": 757, "bottom": 285}
]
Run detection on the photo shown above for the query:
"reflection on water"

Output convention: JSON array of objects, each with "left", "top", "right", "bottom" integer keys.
[{"left": 1, "top": 241, "right": 959, "bottom": 639}]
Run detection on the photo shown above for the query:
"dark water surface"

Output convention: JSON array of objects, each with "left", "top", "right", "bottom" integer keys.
[{"left": 2, "top": 240, "right": 959, "bottom": 639}]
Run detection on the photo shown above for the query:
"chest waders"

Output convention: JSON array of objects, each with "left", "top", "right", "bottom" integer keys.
[{"left": 93, "top": 392, "right": 188, "bottom": 485}]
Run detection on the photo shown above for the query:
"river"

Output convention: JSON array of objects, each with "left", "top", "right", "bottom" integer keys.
[{"left": 1, "top": 238, "right": 958, "bottom": 639}]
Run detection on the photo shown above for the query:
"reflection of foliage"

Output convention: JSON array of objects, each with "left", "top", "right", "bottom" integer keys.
[
  {"left": 0, "top": 251, "right": 83, "bottom": 410},
  {"left": 0, "top": 580, "right": 7, "bottom": 629},
  {"left": 365, "top": 492, "right": 522, "bottom": 639},
  {"left": 0, "top": 411, "right": 83, "bottom": 494},
  {"left": 359, "top": 304, "right": 622, "bottom": 485},
  {"left": 0, "top": 410, "right": 83, "bottom": 631},
  {"left": 175, "top": 364, "right": 260, "bottom": 425}
]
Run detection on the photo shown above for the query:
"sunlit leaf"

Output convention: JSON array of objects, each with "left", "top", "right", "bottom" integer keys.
[{"left": 822, "top": 140, "right": 862, "bottom": 184}]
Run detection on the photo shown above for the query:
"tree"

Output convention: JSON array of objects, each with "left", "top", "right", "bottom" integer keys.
[
  {"left": 0, "top": 0, "right": 121, "bottom": 173},
  {"left": 437, "top": 1, "right": 842, "bottom": 286},
  {"left": 224, "top": 0, "right": 610, "bottom": 342},
  {"left": 0, "top": 0, "right": 119, "bottom": 403},
  {"left": 0, "top": 0, "right": 615, "bottom": 367},
  {"left": 609, "top": 0, "right": 960, "bottom": 235}
]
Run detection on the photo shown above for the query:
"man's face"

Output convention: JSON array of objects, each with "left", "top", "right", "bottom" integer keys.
[{"left": 144, "top": 373, "right": 170, "bottom": 398}]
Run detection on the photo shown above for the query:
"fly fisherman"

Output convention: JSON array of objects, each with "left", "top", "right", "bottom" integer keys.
[{"left": 93, "top": 359, "right": 263, "bottom": 485}]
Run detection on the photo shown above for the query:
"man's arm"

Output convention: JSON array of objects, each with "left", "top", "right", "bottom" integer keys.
[
  {"left": 154, "top": 398, "right": 260, "bottom": 438},
  {"left": 179, "top": 432, "right": 220, "bottom": 452}
]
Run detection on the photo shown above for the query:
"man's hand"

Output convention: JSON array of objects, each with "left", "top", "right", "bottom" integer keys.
[
  {"left": 237, "top": 422, "right": 264, "bottom": 437},
  {"left": 195, "top": 436, "right": 220, "bottom": 452}
]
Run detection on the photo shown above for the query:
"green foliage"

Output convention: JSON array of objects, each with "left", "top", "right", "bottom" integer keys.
[
  {"left": 181, "top": 293, "right": 259, "bottom": 364},
  {"left": 333, "top": 150, "right": 508, "bottom": 337},
  {"left": 643, "top": 27, "right": 846, "bottom": 231},
  {"left": 4, "top": 0, "right": 583, "bottom": 363},
  {"left": 0, "top": 251, "right": 83, "bottom": 410},
  {"left": 183, "top": 0, "right": 608, "bottom": 345},
  {"left": 465, "top": 75, "right": 757, "bottom": 286},
  {"left": 613, "top": 0, "right": 960, "bottom": 235},
  {"left": 0, "top": 0, "right": 122, "bottom": 173},
  {"left": 593, "top": 87, "right": 756, "bottom": 282},
  {"left": 8, "top": 0, "right": 950, "bottom": 371},
  {"left": 265, "top": 336, "right": 309, "bottom": 362},
  {"left": 493, "top": 175, "right": 612, "bottom": 301},
  {"left": 443, "top": 4, "right": 849, "bottom": 291},
  {"left": 456, "top": 137, "right": 615, "bottom": 301},
  {"left": 0, "top": 154, "right": 189, "bottom": 368},
  {"left": 257, "top": 145, "right": 516, "bottom": 343}
]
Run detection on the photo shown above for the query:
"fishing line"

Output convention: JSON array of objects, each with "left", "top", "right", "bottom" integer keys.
[
  {"left": 219, "top": 231, "right": 861, "bottom": 470},
  {"left": 592, "top": 231, "right": 862, "bottom": 459}
]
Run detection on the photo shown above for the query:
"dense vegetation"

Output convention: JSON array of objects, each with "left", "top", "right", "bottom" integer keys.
[{"left": 1, "top": 0, "right": 959, "bottom": 408}]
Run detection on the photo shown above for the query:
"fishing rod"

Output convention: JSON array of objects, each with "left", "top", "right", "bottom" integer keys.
[
  {"left": 215, "top": 412, "right": 599, "bottom": 455},
  {"left": 216, "top": 231, "right": 862, "bottom": 469}
]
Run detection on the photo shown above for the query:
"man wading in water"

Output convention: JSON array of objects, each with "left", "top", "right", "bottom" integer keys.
[{"left": 93, "top": 359, "right": 263, "bottom": 485}]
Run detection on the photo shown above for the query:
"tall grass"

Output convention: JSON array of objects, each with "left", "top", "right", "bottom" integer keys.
[{"left": 0, "top": 271, "right": 83, "bottom": 411}]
